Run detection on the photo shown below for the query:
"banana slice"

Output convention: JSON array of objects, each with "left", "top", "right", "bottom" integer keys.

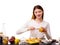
[{"left": 26, "top": 38, "right": 41, "bottom": 44}]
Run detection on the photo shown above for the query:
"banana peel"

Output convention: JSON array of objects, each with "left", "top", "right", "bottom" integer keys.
[{"left": 39, "top": 27, "right": 44, "bottom": 32}]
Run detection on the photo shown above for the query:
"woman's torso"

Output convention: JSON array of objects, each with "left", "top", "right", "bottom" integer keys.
[{"left": 27, "top": 19, "right": 48, "bottom": 39}]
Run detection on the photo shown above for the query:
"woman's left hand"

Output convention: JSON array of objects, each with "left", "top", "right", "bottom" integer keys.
[
  {"left": 39, "top": 27, "right": 52, "bottom": 40},
  {"left": 39, "top": 27, "right": 47, "bottom": 33}
]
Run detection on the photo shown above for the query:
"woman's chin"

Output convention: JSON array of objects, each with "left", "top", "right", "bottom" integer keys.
[{"left": 36, "top": 17, "right": 41, "bottom": 19}]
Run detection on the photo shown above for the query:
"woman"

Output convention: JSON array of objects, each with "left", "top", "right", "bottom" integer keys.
[{"left": 17, "top": 5, "right": 52, "bottom": 45}]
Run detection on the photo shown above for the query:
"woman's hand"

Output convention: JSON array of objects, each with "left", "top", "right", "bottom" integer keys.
[
  {"left": 40, "top": 27, "right": 52, "bottom": 40},
  {"left": 28, "top": 26, "right": 35, "bottom": 30},
  {"left": 39, "top": 27, "right": 47, "bottom": 33}
]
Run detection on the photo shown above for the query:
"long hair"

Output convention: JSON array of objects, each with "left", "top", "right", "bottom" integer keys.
[{"left": 32, "top": 5, "right": 44, "bottom": 20}]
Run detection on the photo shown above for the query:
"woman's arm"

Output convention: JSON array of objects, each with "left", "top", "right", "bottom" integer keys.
[
  {"left": 45, "top": 31, "right": 52, "bottom": 40},
  {"left": 16, "top": 21, "right": 29, "bottom": 34},
  {"left": 45, "top": 23, "right": 52, "bottom": 40}
]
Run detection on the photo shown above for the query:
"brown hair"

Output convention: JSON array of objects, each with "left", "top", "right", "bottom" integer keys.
[{"left": 32, "top": 5, "right": 44, "bottom": 20}]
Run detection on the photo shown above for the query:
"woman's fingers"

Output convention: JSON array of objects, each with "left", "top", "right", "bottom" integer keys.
[
  {"left": 39, "top": 27, "right": 47, "bottom": 33},
  {"left": 28, "top": 26, "right": 35, "bottom": 30}
]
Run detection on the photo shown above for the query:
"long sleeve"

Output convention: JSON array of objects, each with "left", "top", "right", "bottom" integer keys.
[
  {"left": 47, "top": 23, "right": 51, "bottom": 37},
  {"left": 46, "top": 23, "right": 52, "bottom": 39},
  {"left": 16, "top": 21, "right": 29, "bottom": 34}
]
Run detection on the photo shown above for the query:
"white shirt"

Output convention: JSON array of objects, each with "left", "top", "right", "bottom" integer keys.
[{"left": 17, "top": 19, "right": 51, "bottom": 39}]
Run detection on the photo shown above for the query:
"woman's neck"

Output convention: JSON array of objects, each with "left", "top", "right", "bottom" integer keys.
[{"left": 35, "top": 18, "right": 43, "bottom": 23}]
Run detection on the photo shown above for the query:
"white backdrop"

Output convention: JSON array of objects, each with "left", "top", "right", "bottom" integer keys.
[{"left": 0, "top": 0, "right": 60, "bottom": 39}]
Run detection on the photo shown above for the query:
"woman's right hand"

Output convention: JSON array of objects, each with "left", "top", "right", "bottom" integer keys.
[{"left": 28, "top": 26, "right": 35, "bottom": 30}]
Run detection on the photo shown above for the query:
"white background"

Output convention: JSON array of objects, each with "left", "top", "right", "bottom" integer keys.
[{"left": 0, "top": 0, "right": 60, "bottom": 40}]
